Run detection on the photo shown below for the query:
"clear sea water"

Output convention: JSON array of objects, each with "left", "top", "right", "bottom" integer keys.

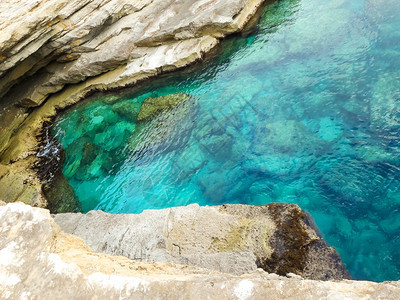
[{"left": 53, "top": 0, "right": 400, "bottom": 282}]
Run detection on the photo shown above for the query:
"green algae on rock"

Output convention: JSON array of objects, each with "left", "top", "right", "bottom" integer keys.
[
  {"left": 137, "top": 93, "right": 193, "bottom": 122},
  {"left": 112, "top": 99, "right": 142, "bottom": 121},
  {"left": 129, "top": 93, "right": 197, "bottom": 154}
]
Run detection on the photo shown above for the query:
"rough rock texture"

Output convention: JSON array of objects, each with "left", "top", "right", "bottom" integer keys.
[
  {"left": 55, "top": 203, "right": 350, "bottom": 280},
  {"left": 129, "top": 93, "right": 197, "bottom": 154},
  {"left": 0, "top": 0, "right": 266, "bottom": 209},
  {"left": 137, "top": 93, "right": 193, "bottom": 122},
  {"left": 1, "top": 202, "right": 399, "bottom": 299}
]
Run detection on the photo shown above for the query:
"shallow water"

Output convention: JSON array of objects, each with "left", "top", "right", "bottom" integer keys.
[{"left": 53, "top": 0, "right": 400, "bottom": 281}]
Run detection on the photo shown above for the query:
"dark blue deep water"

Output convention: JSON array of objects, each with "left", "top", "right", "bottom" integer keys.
[{"left": 53, "top": 0, "right": 400, "bottom": 281}]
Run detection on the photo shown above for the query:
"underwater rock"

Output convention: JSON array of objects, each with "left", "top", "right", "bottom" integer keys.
[
  {"left": 370, "top": 72, "right": 400, "bottom": 134},
  {"left": 129, "top": 93, "right": 197, "bottom": 157},
  {"left": 251, "top": 120, "right": 326, "bottom": 159},
  {"left": 137, "top": 93, "right": 193, "bottom": 122},
  {"left": 316, "top": 158, "right": 386, "bottom": 215},
  {"left": 55, "top": 203, "right": 350, "bottom": 280},
  {"left": 260, "top": 120, "right": 324, "bottom": 154},
  {"left": 81, "top": 142, "right": 100, "bottom": 167},
  {"left": 242, "top": 120, "right": 325, "bottom": 176},
  {"left": 112, "top": 99, "right": 141, "bottom": 121},
  {"left": 283, "top": 5, "right": 351, "bottom": 56},
  {"left": 196, "top": 163, "right": 251, "bottom": 203},
  {"left": 354, "top": 144, "right": 398, "bottom": 163},
  {"left": 3, "top": 202, "right": 399, "bottom": 299},
  {"left": 365, "top": 0, "right": 400, "bottom": 23}
]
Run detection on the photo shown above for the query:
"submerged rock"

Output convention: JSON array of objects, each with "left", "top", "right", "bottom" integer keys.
[
  {"left": 129, "top": 93, "right": 197, "bottom": 157},
  {"left": 243, "top": 120, "right": 326, "bottom": 176},
  {"left": 370, "top": 72, "right": 400, "bottom": 134},
  {"left": 137, "top": 93, "right": 193, "bottom": 122},
  {"left": 260, "top": 120, "right": 325, "bottom": 154},
  {"left": 112, "top": 99, "right": 141, "bottom": 121},
  {"left": 55, "top": 202, "right": 350, "bottom": 280}
]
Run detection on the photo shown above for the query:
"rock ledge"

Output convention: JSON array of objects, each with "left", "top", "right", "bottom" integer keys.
[{"left": 1, "top": 202, "right": 399, "bottom": 299}]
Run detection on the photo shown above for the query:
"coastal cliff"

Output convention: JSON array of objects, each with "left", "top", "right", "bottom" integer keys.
[
  {"left": 55, "top": 203, "right": 350, "bottom": 281},
  {"left": 1, "top": 202, "right": 399, "bottom": 299},
  {"left": 1, "top": 0, "right": 400, "bottom": 297}
]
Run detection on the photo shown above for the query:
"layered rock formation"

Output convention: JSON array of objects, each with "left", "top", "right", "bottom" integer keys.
[
  {"left": 0, "top": 0, "right": 265, "bottom": 210},
  {"left": 1, "top": 202, "right": 399, "bottom": 299},
  {"left": 55, "top": 203, "right": 350, "bottom": 280}
]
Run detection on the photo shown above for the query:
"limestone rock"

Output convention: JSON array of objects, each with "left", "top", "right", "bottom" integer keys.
[
  {"left": 1, "top": 202, "right": 400, "bottom": 299},
  {"left": 112, "top": 100, "right": 141, "bottom": 121},
  {"left": 129, "top": 93, "right": 197, "bottom": 155},
  {"left": 55, "top": 203, "right": 350, "bottom": 280},
  {"left": 0, "top": 0, "right": 266, "bottom": 209},
  {"left": 0, "top": 162, "right": 46, "bottom": 208},
  {"left": 137, "top": 93, "right": 193, "bottom": 122}
]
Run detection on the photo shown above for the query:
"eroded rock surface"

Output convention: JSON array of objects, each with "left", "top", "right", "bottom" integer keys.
[
  {"left": 129, "top": 93, "right": 197, "bottom": 155},
  {"left": 0, "top": 0, "right": 266, "bottom": 209},
  {"left": 1, "top": 202, "right": 399, "bottom": 299},
  {"left": 55, "top": 202, "right": 350, "bottom": 280}
]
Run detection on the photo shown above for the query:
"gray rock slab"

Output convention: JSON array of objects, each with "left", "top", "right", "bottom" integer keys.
[{"left": 55, "top": 203, "right": 351, "bottom": 280}]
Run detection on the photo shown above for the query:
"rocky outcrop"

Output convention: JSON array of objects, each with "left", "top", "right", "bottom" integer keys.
[
  {"left": 55, "top": 203, "right": 350, "bottom": 280},
  {"left": 0, "top": 0, "right": 266, "bottom": 210},
  {"left": 1, "top": 202, "right": 399, "bottom": 299}
]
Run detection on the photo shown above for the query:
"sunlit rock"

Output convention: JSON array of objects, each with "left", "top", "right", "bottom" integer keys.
[{"left": 2, "top": 202, "right": 399, "bottom": 299}]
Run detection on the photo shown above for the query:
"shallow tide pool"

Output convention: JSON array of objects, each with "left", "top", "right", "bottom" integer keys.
[{"left": 53, "top": 0, "right": 400, "bottom": 281}]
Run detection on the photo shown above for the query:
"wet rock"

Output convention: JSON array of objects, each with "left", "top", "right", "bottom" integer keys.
[
  {"left": 316, "top": 158, "right": 386, "bottom": 216},
  {"left": 42, "top": 173, "right": 80, "bottom": 213},
  {"left": 55, "top": 202, "right": 350, "bottom": 280},
  {"left": 0, "top": 163, "right": 45, "bottom": 207},
  {"left": 370, "top": 72, "right": 400, "bottom": 134},
  {"left": 129, "top": 93, "right": 197, "bottom": 156},
  {"left": 252, "top": 204, "right": 350, "bottom": 280},
  {"left": 137, "top": 93, "right": 192, "bottom": 122},
  {"left": 112, "top": 99, "right": 141, "bottom": 121},
  {"left": 33, "top": 131, "right": 80, "bottom": 213}
]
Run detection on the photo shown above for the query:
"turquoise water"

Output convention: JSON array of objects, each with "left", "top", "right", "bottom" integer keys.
[{"left": 53, "top": 0, "right": 400, "bottom": 281}]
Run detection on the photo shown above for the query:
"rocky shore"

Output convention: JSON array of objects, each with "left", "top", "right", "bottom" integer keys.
[
  {"left": 1, "top": 201, "right": 399, "bottom": 299},
  {"left": 0, "top": 0, "right": 264, "bottom": 210},
  {"left": 55, "top": 203, "right": 350, "bottom": 280},
  {"left": 1, "top": 0, "right": 400, "bottom": 298}
]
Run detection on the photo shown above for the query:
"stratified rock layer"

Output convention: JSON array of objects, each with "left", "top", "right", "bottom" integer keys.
[
  {"left": 1, "top": 202, "right": 399, "bottom": 299},
  {"left": 55, "top": 203, "right": 350, "bottom": 280},
  {"left": 0, "top": 0, "right": 266, "bottom": 210}
]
